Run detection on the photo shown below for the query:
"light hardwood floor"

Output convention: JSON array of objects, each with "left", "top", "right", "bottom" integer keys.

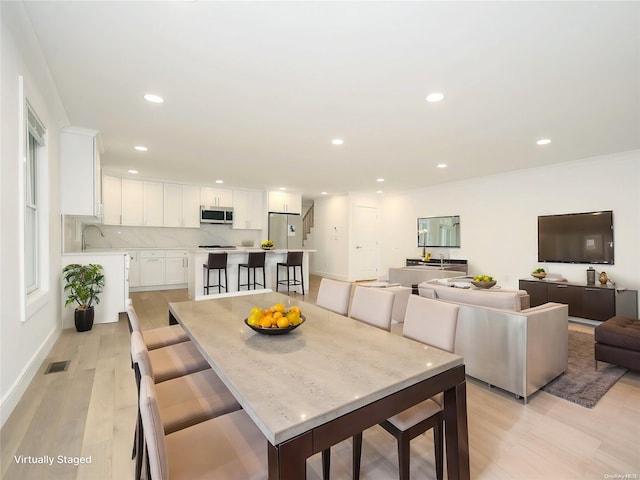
[{"left": 2, "top": 276, "right": 639, "bottom": 479}]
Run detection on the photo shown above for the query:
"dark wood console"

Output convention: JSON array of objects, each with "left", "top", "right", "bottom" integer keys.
[{"left": 519, "top": 279, "right": 638, "bottom": 322}]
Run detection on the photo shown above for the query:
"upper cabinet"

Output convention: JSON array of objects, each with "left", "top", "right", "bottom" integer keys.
[
  {"left": 232, "top": 190, "right": 264, "bottom": 230},
  {"left": 164, "top": 183, "right": 200, "bottom": 228},
  {"left": 102, "top": 175, "right": 122, "bottom": 225},
  {"left": 60, "top": 127, "right": 102, "bottom": 217},
  {"left": 268, "top": 191, "right": 302, "bottom": 214},
  {"left": 201, "top": 187, "right": 233, "bottom": 208},
  {"left": 118, "top": 179, "right": 163, "bottom": 226}
]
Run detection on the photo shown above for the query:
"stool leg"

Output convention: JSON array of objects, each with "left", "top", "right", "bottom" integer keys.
[
  {"left": 238, "top": 266, "right": 241, "bottom": 291},
  {"left": 217, "top": 269, "right": 221, "bottom": 294},
  {"left": 276, "top": 266, "right": 280, "bottom": 292},
  {"left": 261, "top": 266, "right": 265, "bottom": 289},
  {"left": 287, "top": 266, "right": 291, "bottom": 293},
  {"left": 301, "top": 266, "right": 305, "bottom": 295},
  {"left": 224, "top": 268, "right": 228, "bottom": 292}
]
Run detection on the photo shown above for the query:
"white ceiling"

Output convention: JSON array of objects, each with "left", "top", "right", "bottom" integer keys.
[{"left": 24, "top": 1, "right": 640, "bottom": 198}]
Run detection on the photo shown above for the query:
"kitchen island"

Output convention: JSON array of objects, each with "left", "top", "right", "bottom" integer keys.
[{"left": 188, "top": 248, "right": 315, "bottom": 299}]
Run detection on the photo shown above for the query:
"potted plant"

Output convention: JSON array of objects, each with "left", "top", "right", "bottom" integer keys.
[{"left": 62, "top": 263, "right": 105, "bottom": 332}]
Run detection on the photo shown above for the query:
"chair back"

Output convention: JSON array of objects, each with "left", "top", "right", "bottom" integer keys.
[
  {"left": 285, "top": 251, "right": 303, "bottom": 266},
  {"left": 402, "top": 295, "right": 459, "bottom": 352},
  {"left": 130, "top": 331, "right": 155, "bottom": 380},
  {"left": 127, "top": 304, "right": 141, "bottom": 333},
  {"left": 247, "top": 251, "right": 266, "bottom": 267},
  {"left": 139, "top": 375, "right": 170, "bottom": 480},
  {"left": 207, "top": 252, "right": 228, "bottom": 269},
  {"left": 316, "top": 278, "right": 352, "bottom": 316},
  {"left": 350, "top": 286, "right": 395, "bottom": 331}
]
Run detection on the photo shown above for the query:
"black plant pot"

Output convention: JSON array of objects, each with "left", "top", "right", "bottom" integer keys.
[{"left": 75, "top": 307, "right": 94, "bottom": 332}]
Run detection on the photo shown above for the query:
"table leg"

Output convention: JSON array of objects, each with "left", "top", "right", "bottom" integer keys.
[
  {"left": 267, "top": 432, "right": 313, "bottom": 480},
  {"left": 443, "top": 380, "right": 470, "bottom": 480}
]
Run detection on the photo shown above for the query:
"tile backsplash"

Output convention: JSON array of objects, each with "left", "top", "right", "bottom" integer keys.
[{"left": 63, "top": 216, "right": 262, "bottom": 252}]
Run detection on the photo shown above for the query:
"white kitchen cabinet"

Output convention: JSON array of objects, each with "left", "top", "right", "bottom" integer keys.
[
  {"left": 60, "top": 127, "right": 102, "bottom": 217},
  {"left": 232, "top": 190, "right": 264, "bottom": 230},
  {"left": 268, "top": 191, "right": 302, "bottom": 214},
  {"left": 121, "top": 179, "right": 163, "bottom": 226},
  {"left": 165, "top": 250, "right": 189, "bottom": 284},
  {"left": 128, "top": 251, "right": 141, "bottom": 287},
  {"left": 164, "top": 183, "right": 200, "bottom": 228},
  {"left": 102, "top": 175, "right": 122, "bottom": 225},
  {"left": 201, "top": 187, "right": 233, "bottom": 208},
  {"left": 140, "top": 250, "right": 166, "bottom": 286}
]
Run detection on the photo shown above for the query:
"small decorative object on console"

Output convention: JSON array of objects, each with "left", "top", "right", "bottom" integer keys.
[
  {"left": 599, "top": 272, "right": 608, "bottom": 285},
  {"left": 532, "top": 267, "right": 546, "bottom": 279},
  {"left": 261, "top": 240, "right": 274, "bottom": 250},
  {"left": 472, "top": 275, "right": 496, "bottom": 289}
]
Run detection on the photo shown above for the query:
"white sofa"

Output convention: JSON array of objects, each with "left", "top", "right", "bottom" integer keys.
[{"left": 417, "top": 281, "right": 568, "bottom": 403}]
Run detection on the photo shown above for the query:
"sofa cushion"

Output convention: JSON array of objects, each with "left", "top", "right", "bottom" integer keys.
[
  {"left": 418, "top": 282, "right": 521, "bottom": 311},
  {"left": 595, "top": 316, "right": 640, "bottom": 352}
]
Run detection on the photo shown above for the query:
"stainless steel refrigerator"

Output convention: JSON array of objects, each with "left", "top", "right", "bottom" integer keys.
[{"left": 268, "top": 213, "right": 303, "bottom": 249}]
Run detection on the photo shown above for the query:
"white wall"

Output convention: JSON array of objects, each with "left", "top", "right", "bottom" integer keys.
[
  {"left": 312, "top": 151, "right": 639, "bottom": 313},
  {"left": 1, "top": 3, "right": 69, "bottom": 425}
]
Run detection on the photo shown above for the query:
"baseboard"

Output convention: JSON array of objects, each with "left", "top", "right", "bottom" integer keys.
[
  {"left": 0, "top": 326, "right": 61, "bottom": 428},
  {"left": 309, "top": 271, "right": 350, "bottom": 283},
  {"left": 129, "top": 284, "right": 187, "bottom": 292}
]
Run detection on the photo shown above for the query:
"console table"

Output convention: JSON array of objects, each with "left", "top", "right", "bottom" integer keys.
[{"left": 519, "top": 279, "right": 638, "bottom": 322}]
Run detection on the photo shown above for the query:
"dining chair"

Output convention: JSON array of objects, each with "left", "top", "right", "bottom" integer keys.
[
  {"left": 322, "top": 285, "right": 395, "bottom": 479},
  {"left": 131, "top": 332, "right": 242, "bottom": 480},
  {"left": 316, "top": 278, "right": 352, "bottom": 316},
  {"left": 139, "top": 374, "right": 268, "bottom": 480},
  {"left": 354, "top": 295, "right": 460, "bottom": 480},
  {"left": 127, "top": 303, "right": 189, "bottom": 350},
  {"left": 349, "top": 285, "right": 395, "bottom": 331}
]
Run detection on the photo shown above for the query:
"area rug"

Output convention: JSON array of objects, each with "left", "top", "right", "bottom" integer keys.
[{"left": 541, "top": 330, "right": 628, "bottom": 408}]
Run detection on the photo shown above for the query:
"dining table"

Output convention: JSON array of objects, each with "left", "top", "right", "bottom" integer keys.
[{"left": 168, "top": 291, "right": 470, "bottom": 480}]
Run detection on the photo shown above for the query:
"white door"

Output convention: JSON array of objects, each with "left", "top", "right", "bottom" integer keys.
[{"left": 352, "top": 206, "right": 378, "bottom": 281}]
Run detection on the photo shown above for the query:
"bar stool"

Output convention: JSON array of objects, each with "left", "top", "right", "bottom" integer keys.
[
  {"left": 203, "top": 252, "right": 228, "bottom": 294},
  {"left": 237, "top": 251, "right": 266, "bottom": 291},
  {"left": 276, "top": 251, "right": 304, "bottom": 294}
]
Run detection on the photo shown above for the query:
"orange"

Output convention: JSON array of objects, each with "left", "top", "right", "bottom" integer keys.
[
  {"left": 259, "top": 316, "right": 273, "bottom": 329},
  {"left": 273, "top": 303, "right": 286, "bottom": 313},
  {"left": 273, "top": 311, "right": 283, "bottom": 319},
  {"left": 289, "top": 306, "right": 301, "bottom": 315},
  {"left": 276, "top": 317, "right": 290, "bottom": 328},
  {"left": 250, "top": 307, "right": 263, "bottom": 316},
  {"left": 287, "top": 312, "right": 301, "bottom": 325}
]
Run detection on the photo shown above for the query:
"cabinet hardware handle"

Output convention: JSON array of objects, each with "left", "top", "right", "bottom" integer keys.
[
  {"left": 584, "top": 288, "right": 600, "bottom": 292},
  {"left": 556, "top": 285, "right": 568, "bottom": 288}
]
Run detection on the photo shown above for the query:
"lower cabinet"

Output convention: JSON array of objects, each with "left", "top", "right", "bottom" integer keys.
[
  {"left": 519, "top": 279, "right": 622, "bottom": 322},
  {"left": 133, "top": 249, "right": 188, "bottom": 289},
  {"left": 165, "top": 251, "right": 188, "bottom": 285}
]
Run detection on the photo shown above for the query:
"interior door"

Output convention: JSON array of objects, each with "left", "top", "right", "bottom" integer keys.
[{"left": 353, "top": 206, "right": 378, "bottom": 281}]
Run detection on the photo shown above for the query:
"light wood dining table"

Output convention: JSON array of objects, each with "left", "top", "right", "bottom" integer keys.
[{"left": 168, "top": 291, "right": 470, "bottom": 480}]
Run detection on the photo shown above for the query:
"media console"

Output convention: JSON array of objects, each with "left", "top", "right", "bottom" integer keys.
[{"left": 519, "top": 279, "right": 637, "bottom": 322}]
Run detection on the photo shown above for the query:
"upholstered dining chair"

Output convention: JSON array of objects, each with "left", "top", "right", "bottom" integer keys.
[
  {"left": 349, "top": 285, "right": 395, "bottom": 331},
  {"left": 130, "top": 332, "right": 242, "bottom": 480},
  {"left": 322, "top": 285, "right": 396, "bottom": 479},
  {"left": 139, "top": 374, "right": 268, "bottom": 480},
  {"left": 316, "top": 278, "right": 352, "bottom": 316},
  {"left": 354, "top": 295, "right": 460, "bottom": 480},
  {"left": 127, "top": 303, "right": 189, "bottom": 350}
]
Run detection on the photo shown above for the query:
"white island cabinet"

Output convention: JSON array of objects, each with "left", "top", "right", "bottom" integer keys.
[{"left": 62, "top": 252, "right": 129, "bottom": 329}]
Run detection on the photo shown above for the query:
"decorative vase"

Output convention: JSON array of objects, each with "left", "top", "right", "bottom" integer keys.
[
  {"left": 75, "top": 306, "right": 94, "bottom": 332},
  {"left": 599, "top": 272, "right": 608, "bottom": 285}
]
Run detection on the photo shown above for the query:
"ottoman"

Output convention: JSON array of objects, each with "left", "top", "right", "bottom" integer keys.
[{"left": 594, "top": 316, "right": 640, "bottom": 371}]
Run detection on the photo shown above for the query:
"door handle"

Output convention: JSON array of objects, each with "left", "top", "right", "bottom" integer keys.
[{"left": 356, "top": 246, "right": 363, "bottom": 249}]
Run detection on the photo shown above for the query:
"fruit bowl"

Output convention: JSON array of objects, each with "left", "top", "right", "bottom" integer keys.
[
  {"left": 244, "top": 316, "right": 305, "bottom": 335},
  {"left": 471, "top": 280, "right": 497, "bottom": 289},
  {"left": 532, "top": 272, "right": 547, "bottom": 279}
]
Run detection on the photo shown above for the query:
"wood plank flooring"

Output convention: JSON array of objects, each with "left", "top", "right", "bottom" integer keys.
[{"left": 2, "top": 276, "right": 639, "bottom": 479}]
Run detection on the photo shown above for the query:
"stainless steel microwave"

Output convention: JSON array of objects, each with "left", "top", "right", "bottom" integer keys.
[{"left": 200, "top": 206, "right": 233, "bottom": 224}]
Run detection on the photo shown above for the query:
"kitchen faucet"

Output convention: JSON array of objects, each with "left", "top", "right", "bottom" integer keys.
[{"left": 81, "top": 224, "right": 105, "bottom": 251}]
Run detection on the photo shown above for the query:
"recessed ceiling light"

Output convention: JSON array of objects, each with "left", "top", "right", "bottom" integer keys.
[
  {"left": 376, "top": 178, "right": 384, "bottom": 182},
  {"left": 144, "top": 94, "right": 164, "bottom": 104},
  {"left": 215, "top": 179, "right": 224, "bottom": 184},
  {"left": 279, "top": 187, "right": 286, "bottom": 191},
  {"left": 426, "top": 92, "right": 445, "bottom": 103},
  {"left": 128, "top": 169, "right": 138, "bottom": 174},
  {"left": 331, "top": 138, "right": 344, "bottom": 145},
  {"left": 537, "top": 138, "right": 551, "bottom": 145},
  {"left": 376, "top": 190, "right": 384, "bottom": 194},
  {"left": 437, "top": 163, "right": 447, "bottom": 168},
  {"left": 321, "top": 192, "right": 328, "bottom": 195},
  {"left": 134, "top": 146, "right": 148, "bottom": 152}
]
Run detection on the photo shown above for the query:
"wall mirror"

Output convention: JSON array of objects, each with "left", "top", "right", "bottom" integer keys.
[{"left": 417, "top": 215, "right": 461, "bottom": 247}]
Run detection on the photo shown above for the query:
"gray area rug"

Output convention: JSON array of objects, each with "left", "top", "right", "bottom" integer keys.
[{"left": 541, "top": 330, "right": 628, "bottom": 408}]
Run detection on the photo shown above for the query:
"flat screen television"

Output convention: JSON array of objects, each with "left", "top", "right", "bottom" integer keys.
[{"left": 537, "top": 211, "right": 614, "bottom": 264}]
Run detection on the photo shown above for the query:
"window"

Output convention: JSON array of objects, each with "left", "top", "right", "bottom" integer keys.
[{"left": 25, "top": 102, "right": 46, "bottom": 294}]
